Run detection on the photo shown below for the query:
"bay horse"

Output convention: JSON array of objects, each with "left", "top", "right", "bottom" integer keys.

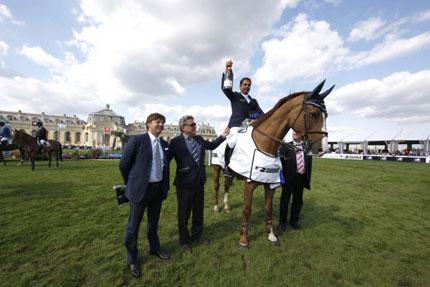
[
  {"left": 210, "top": 141, "right": 235, "bottom": 212},
  {"left": 12, "top": 129, "right": 63, "bottom": 171},
  {"left": 233, "top": 80, "right": 333, "bottom": 248}
]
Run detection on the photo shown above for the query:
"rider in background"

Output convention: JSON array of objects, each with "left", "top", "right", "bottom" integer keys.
[
  {"left": 221, "top": 60, "right": 264, "bottom": 176},
  {"left": 35, "top": 120, "right": 48, "bottom": 152},
  {"left": 0, "top": 121, "right": 12, "bottom": 147}
]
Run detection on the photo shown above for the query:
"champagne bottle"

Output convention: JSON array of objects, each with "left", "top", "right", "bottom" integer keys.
[{"left": 223, "top": 67, "right": 233, "bottom": 90}]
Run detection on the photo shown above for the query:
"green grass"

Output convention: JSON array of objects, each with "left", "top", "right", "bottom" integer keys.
[{"left": 0, "top": 159, "right": 429, "bottom": 287}]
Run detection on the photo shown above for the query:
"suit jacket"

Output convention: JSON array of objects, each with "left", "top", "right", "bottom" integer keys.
[
  {"left": 169, "top": 134, "right": 225, "bottom": 188},
  {"left": 221, "top": 73, "right": 264, "bottom": 128},
  {"left": 279, "top": 142, "right": 312, "bottom": 190},
  {"left": 36, "top": 126, "right": 47, "bottom": 140},
  {"left": 119, "top": 133, "right": 169, "bottom": 203}
]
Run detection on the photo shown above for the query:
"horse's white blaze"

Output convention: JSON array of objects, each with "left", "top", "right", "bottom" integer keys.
[{"left": 268, "top": 228, "right": 278, "bottom": 242}]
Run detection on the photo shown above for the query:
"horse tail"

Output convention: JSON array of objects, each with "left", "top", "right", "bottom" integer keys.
[{"left": 59, "top": 143, "right": 63, "bottom": 161}]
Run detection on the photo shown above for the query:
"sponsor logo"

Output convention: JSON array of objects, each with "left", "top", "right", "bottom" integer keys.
[{"left": 254, "top": 166, "right": 279, "bottom": 173}]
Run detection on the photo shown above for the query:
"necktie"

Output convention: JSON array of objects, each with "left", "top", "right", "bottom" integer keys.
[
  {"left": 190, "top": 138, "right": 200, "bottom": 164},
  {"left": 153, "top": 138, "right": 162, "bottom": 180},
  {"left": 296, "top": 148, "right": 305, "bottom": 174}
]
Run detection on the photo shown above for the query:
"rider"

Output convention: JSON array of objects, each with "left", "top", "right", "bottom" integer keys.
[
  {"left": 35, "top": 120, "right": 48, "bottom": 152},
  {"left": 221, "top": 60, "right": 264, "bottom": 176},
  {"left": 0, "top": 121, "right": 12, "bottom": 147}
]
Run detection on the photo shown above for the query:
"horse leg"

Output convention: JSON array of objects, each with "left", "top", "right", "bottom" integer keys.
[
  {"left": 56, "top": 150, "right": 59, "bottom": 168},
  {"left": 48, "top": 150, "right": 52, "bottom": 168},
  {"left": 264, "top": 185, "right": 278, "bottom": 245},
  {"left": 31, "top": 152, "right": 35, "bottom": 171},
  {"left": 224, "top": 176, "right": 233, "bottom": 212},
  {"left": 239, "top": 181, "right": 257, "bottom": 248},
  {"left": 19, "top": 148, "right": 24, "bottom": 166},
  {"left": 212, "top": 166, "right": 220, "bottom": 212}
]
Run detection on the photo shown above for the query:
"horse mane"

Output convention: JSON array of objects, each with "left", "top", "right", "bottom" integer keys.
[
  {"left": 15, "top": 129, "right": 35, "bottom": 141},
  {"left": 252, "top": 91, "right": 306, "bottom": 128}
]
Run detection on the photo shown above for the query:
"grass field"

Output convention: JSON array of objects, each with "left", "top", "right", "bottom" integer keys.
[{"left": 0, "top": 158, "right": 429, "bottom": 287}]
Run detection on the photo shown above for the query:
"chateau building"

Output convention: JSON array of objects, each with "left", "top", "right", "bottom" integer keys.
[{"left": 0, "top": 105, "right": 218, "bottom": 149}]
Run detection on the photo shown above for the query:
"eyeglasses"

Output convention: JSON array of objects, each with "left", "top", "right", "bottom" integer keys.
[{"left": 185, "top": 123, "right": 196, "bottom": 127}]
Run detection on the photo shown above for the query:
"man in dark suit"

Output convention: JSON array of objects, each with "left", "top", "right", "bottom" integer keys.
[
  {"left": 221, "top": 60, "right": 264, "bottom": 176},
  {"left": 277, "top": 131, "right": 313, "bottom": 232},
  {"left": 119, "top": 113, "right": 170, "bottom": 278},
  {"left": 169, "top": 115, "right": 228, "bottom": 253}
]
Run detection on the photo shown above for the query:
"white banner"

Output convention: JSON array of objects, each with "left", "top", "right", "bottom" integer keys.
[{"left": 321, "top": 153, "right": 363, "bottom": 160}]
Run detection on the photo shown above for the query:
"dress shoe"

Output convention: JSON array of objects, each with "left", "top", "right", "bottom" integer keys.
[
  {"left": 182, "top": 244, "right": 192, "bottom": 253},
  {"left": 149, "top": 250, "right": 170, "bottom": 260},
  {"left": 193, "top": 237, "right": 210, "bottom": 245},
  {"left": 290, "top": 222, "right": 301, "bottom": 230},
  {"left": 128, "top": 264, "right": 141, "bottom": 278},
  {"left": 277, "top": 223, "right": 287, "bottom": 233}
]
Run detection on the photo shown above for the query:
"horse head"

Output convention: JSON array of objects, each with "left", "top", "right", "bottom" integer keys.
[{"left": 291, "top": 80, "right": 334, "bottom": 154}]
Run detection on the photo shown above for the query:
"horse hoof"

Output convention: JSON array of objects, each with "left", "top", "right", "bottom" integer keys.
[
  {"left": 271, "top": 240, "right": 280, "bottom": 246},
  {"left": 224, "top": 207, "right": 231, "bottom": 213},
  {"left": 239, "top": 242, "right": 249, "bottom": 249},
  {"left": 213, "top": 205, "right": 219, "bottom": 212}
]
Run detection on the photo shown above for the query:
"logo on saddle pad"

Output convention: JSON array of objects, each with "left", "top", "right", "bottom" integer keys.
[{"left": 254, "top": 166, "right": 279, "bottom": 173}]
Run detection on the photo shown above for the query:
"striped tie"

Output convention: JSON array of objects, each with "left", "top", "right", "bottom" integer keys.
[
  {"left": 190, "top": 138, "right": 200, "bottom": 164},
  {"left": 296, "top": 149, "right": 305, "bottom": 174}
]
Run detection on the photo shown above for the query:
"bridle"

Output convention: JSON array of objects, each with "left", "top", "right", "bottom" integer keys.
[
  {"left": 291, "top": 97, "right": 328, "bottom": 152},
  {"left": 253, "top": 94, "right": 328, "bottom": 154}
]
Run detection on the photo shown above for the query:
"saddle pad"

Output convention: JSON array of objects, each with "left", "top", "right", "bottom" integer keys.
[
  {"left": 229, "top": 127, "right": 281, "bottom": 184},
  {"left": 209, "top": 140, "right": 227, "bottom": 168}
]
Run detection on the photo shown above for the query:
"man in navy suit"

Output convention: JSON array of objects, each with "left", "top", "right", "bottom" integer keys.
[
  {"left": 119, "top": 113, "right": 170, "bottom": 278},
  {"left": 221, "top": 60, "right": 264, "bottom": 176},
  {"left": 169, "top": 115, "right": 228, "bottom": 253},
  {"left": 277, "top": 131, "right": 313, "bottom": 232}
]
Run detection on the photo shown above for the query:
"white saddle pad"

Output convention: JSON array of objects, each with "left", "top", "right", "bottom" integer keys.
[
  {"left": 210, "top": 140, "right": 227, "bottom": 168},
  {"left": 228, "top": 127, "right": 281, "bottom": 184}
]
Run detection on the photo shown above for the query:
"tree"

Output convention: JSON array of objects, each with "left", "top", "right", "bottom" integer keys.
[{"left": 111, "top": 130, "right": 129, "bottom": 150}]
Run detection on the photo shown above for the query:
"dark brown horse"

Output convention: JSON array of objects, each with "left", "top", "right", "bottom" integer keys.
[
  {"left": 231, "top": 80, "right": 333, "bottom": 248},
  {"left": 12, "top": 129, "right": 63, "bottom": 171}
]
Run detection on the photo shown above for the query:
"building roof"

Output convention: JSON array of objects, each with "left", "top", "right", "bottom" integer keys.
[{"left": 90, "top": 104, "right": 123, "bottom": 118}]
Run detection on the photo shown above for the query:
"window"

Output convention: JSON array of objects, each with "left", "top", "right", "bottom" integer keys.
[
  {"left": 75, "top": 132, "right": 81, "bottom": 144},
  {"left": 65, "top": 131, "right": 71, "bottom": 143}
]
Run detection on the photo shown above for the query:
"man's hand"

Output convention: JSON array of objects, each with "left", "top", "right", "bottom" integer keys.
[
  {"left": 225, "top": 60, "right": 233, "bottom": 72},
  {"left": 222, "top": 127, "right": 230, "bottom": 138}
]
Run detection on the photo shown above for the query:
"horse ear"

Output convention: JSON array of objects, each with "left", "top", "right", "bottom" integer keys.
[
  {"left": 320, "top": 84, "right": 335, "bottom": 99},
  {"left": 307, "top": 79, "right": 326, "bottom": 99}
]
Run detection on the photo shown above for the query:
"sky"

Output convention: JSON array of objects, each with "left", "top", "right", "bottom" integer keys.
[{"left": 0, "top": 0, "right": 429, "bottom": 141}]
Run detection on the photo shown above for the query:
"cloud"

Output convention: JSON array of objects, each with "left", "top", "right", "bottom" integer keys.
[
  {"left": 0, "top": 74, "right": 100, "bottom": 118},
  {"left": 65, "top": 0, "right": 290, "bottom": 104},
  {"left": 347, "top": 33, "right": 430, "bottom": 68},
  {"left": 0, "top": 4, "right": 24, "bottom": 26},
  {"left": 254, "top": 13, "right": 348, "bottom": 90},
  {"left": 4, "top": 0, "right": 292, "bottom": 123},
  {"left": 254, "top": 13, "right": 430, "bottom": 92},
  {"left": 412, "top": 10, "right": 430, "bottom": 23},
  {"left": 348, "top": 17, "right": 386, "bottom": 42},
  {"left": 0, "top": 41, "right": 9, "bottom": 65},
  {"left": 326, "top": 70, "right": 430, "bottom": 123},
  {"left": 19, "top": 46, "right": 66, "bottom": 72}
]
